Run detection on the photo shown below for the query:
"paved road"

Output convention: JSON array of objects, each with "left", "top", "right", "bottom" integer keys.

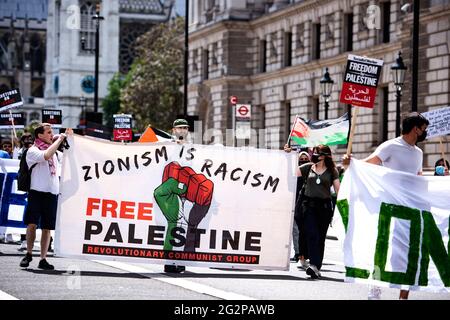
[{"left": 1, "top": 232, "right": 449, "bottom": 301}]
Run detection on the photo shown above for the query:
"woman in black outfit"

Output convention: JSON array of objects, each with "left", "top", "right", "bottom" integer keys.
[{"left": 296, "top": 145, "right": 340, "bottom": 279}]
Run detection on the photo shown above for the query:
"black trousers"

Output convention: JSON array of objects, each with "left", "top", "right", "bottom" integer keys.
[
  {"left": 294, "top": 199, "right": 308, "bottom": 259},
  {"left": 303, "top": 202, "right": 333, "bottom": 270}
]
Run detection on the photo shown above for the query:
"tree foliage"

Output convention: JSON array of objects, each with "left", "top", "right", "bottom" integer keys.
[
  {"left": 120, "top": 17, "right": 184, "bottom": 132},
  {"left": 102, "top": 73, "right": 128, "bottom": 128}
]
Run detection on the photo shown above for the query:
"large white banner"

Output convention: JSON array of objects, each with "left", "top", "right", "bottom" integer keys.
[
  {"left": 336, "top": 160, "right": 450, "bottom": 292},
  {"left": 55, "top": 135, "right": 297, "bottom": 270}
]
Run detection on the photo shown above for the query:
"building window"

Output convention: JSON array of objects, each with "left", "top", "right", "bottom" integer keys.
[
  {"left": 343, "top": 12, "right": 353, "bottom": 52},
  {"left": 311, "top": 23, "right": 321, "bottom": 60},
  {"left": 202, "top": 49, "right": 209, "bottom": 80},
  {"left": 79, "top": 1, "right": 99, "bottom": 54},
  {"left": 312, "top": 96, "right": 320, "bottom": 120},
  {"left": 283, "top": 31, "right": 292, "bottom": 67},
  {"left": 259, "top": 39, "right": 267, "bottom": 73},
  {"left": 381, "top": 1, "right": 391, "bottom": 43},
  {"left": 378, "top": 86, "right": 389, "bottom": 143},
  {"left": 284, "top": 101, "right": 292, "bottom": 141},
  {"left": 55, "top": 1, "right": 61, "bottom": 57}
]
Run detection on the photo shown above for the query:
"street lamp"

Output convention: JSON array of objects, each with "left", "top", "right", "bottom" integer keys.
[
  {"left": 391, "top": 51, "right": 407, "bottom": 137},
  {"left": 81, "top": 3, "right": 104, "bottom": 113},
  {"left": 320, "top": 67, "right": 334, "bottom": 120}
]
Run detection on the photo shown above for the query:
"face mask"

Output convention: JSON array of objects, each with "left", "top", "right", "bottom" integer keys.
[
  {"left": 417, "top": 129, "right": 427, "bottom": 143},
  {"left": 299, "top": 160, "right": 309, "bottom": 165},
  {"left": 311, "top": 154, "right": 320, "bottom": 164},
  {"left": 435, "top": 166, "right": 445, "bottom": 176}
]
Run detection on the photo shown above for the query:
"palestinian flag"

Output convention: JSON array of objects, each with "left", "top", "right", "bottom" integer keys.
[
  {"left": 138, "top": 126, "right": 172, "bottom": 142},
  {"left": 290, "top": 113, "right": 349, "bottom": 147}
]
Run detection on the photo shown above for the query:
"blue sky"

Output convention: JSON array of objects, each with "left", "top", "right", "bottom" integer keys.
[{"left": 174, "top": 0, "right": 186, "bottom": 16}]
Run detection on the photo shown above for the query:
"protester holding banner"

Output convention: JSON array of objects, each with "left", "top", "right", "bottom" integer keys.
[
  {"left": 291, "top": 151, "right": 311, "bottom": 263},
  {"left": 19, "top": 123, "right": 73, "bottom": 270},
  {"left": 343, "top": 112, "right": 429, "bottom": 299},
  {"left": 171, "top": 118, "right": 190, "bottom": 143},
  {"left": 296, "top": 145, "right": 340, "bottom": 279}
]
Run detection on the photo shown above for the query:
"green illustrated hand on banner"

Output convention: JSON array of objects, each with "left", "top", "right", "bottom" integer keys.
[
  {"left": 154, "top": 177, "right": 187, "bottom": 250},
  {"left": 154, "top": 162, "right": 214, "bottom": 253}
]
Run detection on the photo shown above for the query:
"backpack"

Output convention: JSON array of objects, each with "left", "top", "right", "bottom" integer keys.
[{"left": 17, "top": 148, "right": 37, "bottom": 192}]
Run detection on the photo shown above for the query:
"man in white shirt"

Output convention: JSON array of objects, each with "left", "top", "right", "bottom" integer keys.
[
  {"left": 19, "top": 123, "right": 72, "bottom": 270},
  {"left": 343, "top": 112, "right": 429, "bottom": 299}
]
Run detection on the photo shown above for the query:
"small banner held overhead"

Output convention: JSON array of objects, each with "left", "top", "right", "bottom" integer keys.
[
  {"left": 421, "top": 106, "right": 450, "bottom": 139},
  {"left": 113, "top": 114, "right": 132, "bottom": 141},
  {"left": 0, "top": 88, "right": 23, "bottom": 112},
  {"left": 42, "top": 109, "right": 62, "bottom": 128},
  {"left": 0, "top": 112, "right": 25, "bottom": 129},
  {"left": 339, "top": 54, "right": 384, "bottom": 109}
]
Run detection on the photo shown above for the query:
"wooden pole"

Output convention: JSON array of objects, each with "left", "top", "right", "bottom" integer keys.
[
  {"left": 346, "top": 106, "right": 359, "bottom": 155},
  {"left": 439, "top": 136, "right": 447, "bottom": 169},
  {"left": 286, "top": 115, "right": 299, "bottom": 147}
]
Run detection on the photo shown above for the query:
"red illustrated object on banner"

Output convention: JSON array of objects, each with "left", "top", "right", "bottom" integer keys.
[
  {"left": 113, "top": 129, "right": 132, "bottom": 141},
  {"left": 340, "top": 82, "right": 378, "bottom": 108}
]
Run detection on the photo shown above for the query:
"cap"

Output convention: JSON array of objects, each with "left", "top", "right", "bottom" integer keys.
[{"left": 173, "top": 119, "right": 189, "bottom": 128}]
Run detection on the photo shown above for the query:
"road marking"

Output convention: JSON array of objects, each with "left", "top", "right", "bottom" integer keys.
[
  {"left": 0, "top": 290, "right": 18, "bottom": 300},
  {"left": 94, "top": 260, "right": 255, "bottom": 300}
]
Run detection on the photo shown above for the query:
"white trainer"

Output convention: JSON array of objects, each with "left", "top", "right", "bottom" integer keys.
[
  {"left": 368, "top": 285, "right": 382, "bottom": 300},
  {"left": 297, "top": 258, "right": 310, "bottom": 270}
]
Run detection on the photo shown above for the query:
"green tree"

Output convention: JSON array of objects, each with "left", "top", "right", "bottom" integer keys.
[
  {"left": 120, "top": 17, "right": 184, "bottom": 132},
  {"left": 102, "top": 73, "right": 128, "bottom": 128}
]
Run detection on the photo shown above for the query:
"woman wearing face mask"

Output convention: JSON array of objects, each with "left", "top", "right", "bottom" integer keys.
[
  {"left": 291, "top": 151, "right": 311, "bottom": 264},
  {"left": 296, "top": 145, "right": 340, "bottom": 279},
  {"left": 434, "top": 158, "right": 450, "bottom": 176}
]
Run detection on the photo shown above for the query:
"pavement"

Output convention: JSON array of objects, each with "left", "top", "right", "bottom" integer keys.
[{"left": 1, "top": 231, "right": 449, "bottom": 301}]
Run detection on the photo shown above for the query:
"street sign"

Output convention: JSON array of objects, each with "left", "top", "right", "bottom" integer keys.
[
  {"left": 0, "top": 88, "right": 23, "bottom": 112},
  {"left": 42, "top": 109, "right": 62, "bottom": 128},
  {"left": 230, "top": 96, "right": 238, "bottom": 105},
  {"left": 235, "top": 104, "right": 251, "bottom": 121},
  {"left": 339, "top": 54, "right": 383, "bottom": 108},
  {"left": 113, "top": 114, "right": 132, "bottom": 141}
]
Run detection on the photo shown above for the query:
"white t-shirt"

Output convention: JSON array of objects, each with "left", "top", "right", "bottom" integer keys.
[
  {"left": 371, "top": 136, "right": 423, "bottom": 175},
  {"left": 26, "top": 146, "right": 60, "bottom": 195}
]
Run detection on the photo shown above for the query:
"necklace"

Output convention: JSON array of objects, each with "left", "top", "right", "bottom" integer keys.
[{"left": 313, "top": 165, "right": 324, "bottom": 184}]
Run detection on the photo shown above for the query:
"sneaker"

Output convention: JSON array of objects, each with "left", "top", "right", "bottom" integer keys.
[
  {"left": 164, "top": 265, "right": 185, "bottom": 273},
  {"left": 297, "top": 258, "right": 310, "bottom": 270},
  {"left": 368, "top": 286, "right": 382, "bottom": 300},
  {"left": 17, "top": 240, "right": 27, "bottom": 252},
  {"left": 306, "top": 265, "right": 321, "bottom": 279},
  {"left": 20, "top": 253, "right": 33, "bottom": 268},
  {"left": 38, "top": 259, "right": 54, "bottom": 270}
]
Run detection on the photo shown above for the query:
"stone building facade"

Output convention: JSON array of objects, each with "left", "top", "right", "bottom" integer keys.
[
  {"left": 187, "top": 0, "right": 450, "bottom": 169},
  {"left": 0, "top": 0, "right": 47, "bottom": 126},
  {"left": 45, "top": 0, "right": 174, "bottom": 128}
]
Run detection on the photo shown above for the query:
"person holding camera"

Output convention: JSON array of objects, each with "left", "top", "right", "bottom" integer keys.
[{"left": 19, "top": 123, "right": 72, "bottom": 270}]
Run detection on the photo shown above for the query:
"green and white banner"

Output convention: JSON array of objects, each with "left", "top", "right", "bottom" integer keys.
[
  {"left": 55, "top": 135, "right": 297, "bottom": 270},
  {"left": 336, "top": 160, "right": 450, "bottom": 292}
]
